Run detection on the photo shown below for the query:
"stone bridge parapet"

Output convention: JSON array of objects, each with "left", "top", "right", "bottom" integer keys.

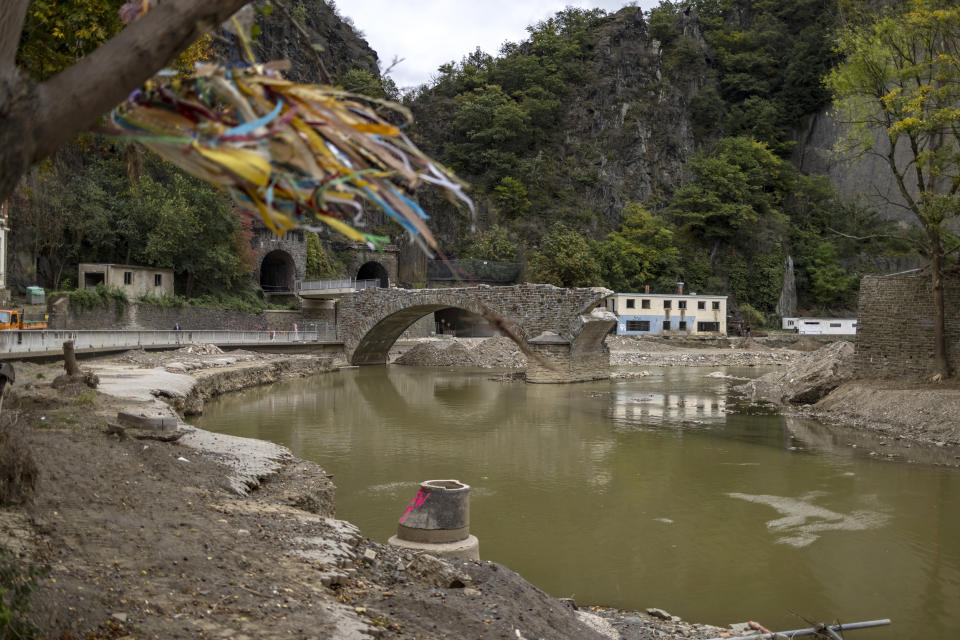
[{"left": 337, "top": 284, "right": 615, "bottom": 383}]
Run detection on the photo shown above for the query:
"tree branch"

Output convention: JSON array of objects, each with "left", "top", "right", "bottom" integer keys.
[
  {"left": 33, "top": 0, "right": 251, "bottom": 161},
  {"left": 825, "top": 226, "right": 906, "bottom": 243},
  {"left": 0, "top": 0, "right": 30, "bottom": 67}
]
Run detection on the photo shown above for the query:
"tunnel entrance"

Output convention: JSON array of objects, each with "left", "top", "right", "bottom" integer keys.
[
  {"left": 260, "top": 250, "right": 295, "bottom": 292},
  {"left": 357, "top": 261, "right": 389, "bottom": 288}
]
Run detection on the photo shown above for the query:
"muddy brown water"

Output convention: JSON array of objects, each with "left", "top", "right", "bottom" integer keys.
[{"left": 193, "top": 366, "right": 960, "bottom": 638}]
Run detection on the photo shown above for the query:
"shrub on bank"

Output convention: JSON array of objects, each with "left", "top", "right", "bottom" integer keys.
[{"left": 0, "top": 419, "right": 37, "bottom": 507}]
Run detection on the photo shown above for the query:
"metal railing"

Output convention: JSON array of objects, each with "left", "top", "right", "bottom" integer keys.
[
  {"left": 427, "top": 259, "right": 521, "bottom": 283},
  {"left": 297, "top": 278, "right": 380, "bottom": 292},
  {"left": 0, "top": 326, "right": 339, "bottom": 355}
]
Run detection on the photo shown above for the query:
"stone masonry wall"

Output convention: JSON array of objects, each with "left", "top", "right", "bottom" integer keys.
[
  {"left": 856, "top": 273, "right": 960, "bottom": 377},
  {"left": 49, "top": 301, "right": 318, "bottom": 332}
]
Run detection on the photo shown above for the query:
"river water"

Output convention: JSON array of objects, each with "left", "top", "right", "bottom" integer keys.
[{"left": 192, "top": 365, "right": 960, "bottom": 637}]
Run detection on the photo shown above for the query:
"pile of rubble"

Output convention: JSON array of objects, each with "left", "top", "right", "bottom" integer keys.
[
  {"left": 735, "top": 341, "right": 855, "bottom": 405},
  {"left": 117, "top": 345, "right": 266, "bottom": 371},
  {"left": 394, "top": 335, "right": 527, "bottom": 368}
]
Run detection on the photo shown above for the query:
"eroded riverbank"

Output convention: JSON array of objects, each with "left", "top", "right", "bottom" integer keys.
[
  {"left": 2, "top": 337, "right": 957, "bottom": 638},
  {"left": 0, "top": 347, "right": 735, "bottom": 639}
]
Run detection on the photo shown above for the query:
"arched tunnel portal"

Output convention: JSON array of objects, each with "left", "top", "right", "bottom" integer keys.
[
  {"left": 260, "top": 250, "right": 296, "bottom": 292},
  {"left": 357, "top": 261, "right": 389, "bottom": 288}
]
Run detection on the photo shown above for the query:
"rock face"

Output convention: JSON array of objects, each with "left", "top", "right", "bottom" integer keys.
[
  {"left": 736, "top": 341, "right": 855, "bottom": 405},
  {"left": 408, "top": 6, "right": 702, "bottom": 247},
  {"left": 216, "top": 1, "right": 381, "bottom": 86},
  {"left": 776, "top": 255, "right": 797, "bottom": 319}
]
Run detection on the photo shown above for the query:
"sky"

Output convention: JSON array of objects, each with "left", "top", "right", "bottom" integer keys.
[{"left": 338, "top": 1, "right": 660, "bottom": 90}]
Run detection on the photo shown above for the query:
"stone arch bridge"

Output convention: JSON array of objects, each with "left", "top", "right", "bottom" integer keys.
[{"left": 337, "top": 284, "right": 616, "bottom": 383}]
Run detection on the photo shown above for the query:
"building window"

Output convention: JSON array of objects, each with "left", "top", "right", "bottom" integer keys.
[
  {"left": 698, "top": 301, "right": 706, "bottom": 310},
  {"left": 663, "top": 320, "right": 671, "bottom": 330},
  {"left": 123, "top": 271, "right": 132, "bottom": 285},
  {"left": 626, "top": 299, "right": 635, "bottom": 309},
  {"left": 663, "top": 300, "right": 672, "bottom": 309},
  {"left": 712, "top": 301, "right": 720, "bottom": 310},
  {"left": 641, "top": 299, "right": 650, "bottom": 309},
  {"left": 154, "top": 274, "right": 162, "bottom": 287},
  {"left": 830, "top": 323, "right": 841, "bottom": 328},
  {"left": 678, "top": 300, "right": 687, "bottom": 310},
  {"left": 698, "top": 322, "right": 720, "bottom": 332},
  {"left": 678, "top": 320, "right": 687, "bottom": 330},
  {"left": 626, "top": 320, "right": 650, "bottom": 332}
]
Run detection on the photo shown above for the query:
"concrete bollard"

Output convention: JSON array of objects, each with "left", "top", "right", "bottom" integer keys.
[{"left": 387, "top": 479, "right": 479, "bottom": 560}]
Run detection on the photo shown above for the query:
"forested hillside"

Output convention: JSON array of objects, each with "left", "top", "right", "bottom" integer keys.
[
  {"left": 8, "top": 0, "right": 926, "bottom": 322},
  {"left": 404, "top": 0, "right": 913, "bottom": 319}
]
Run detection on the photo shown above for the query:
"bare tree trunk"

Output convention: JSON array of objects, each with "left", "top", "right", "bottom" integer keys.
[
  {"left": 929, "top": 231, "right": 952, "bottom": 378},
  {"left": 63, "top": 340, "right": 80, "bottom": 376}
]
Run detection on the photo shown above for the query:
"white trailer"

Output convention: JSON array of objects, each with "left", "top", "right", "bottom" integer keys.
[{"left": 782, "top": 317, "right": 857, "bottom": 335}]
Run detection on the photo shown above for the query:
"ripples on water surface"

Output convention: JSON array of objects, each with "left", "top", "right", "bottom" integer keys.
[{"left": 193, "top": 365, "right": 960, "bottom": 637}]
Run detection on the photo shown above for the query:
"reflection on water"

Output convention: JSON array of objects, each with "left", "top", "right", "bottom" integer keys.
[
  {"left": 727, "top": 491, "right": 890, "bottom": 548},
  {"left": 193, "top": 365, "right": 960, "bottom": 638}
]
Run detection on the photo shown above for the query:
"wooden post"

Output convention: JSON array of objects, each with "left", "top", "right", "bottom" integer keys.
[{"left": 63, "top": 340, "right": 80, "bottom": 376}]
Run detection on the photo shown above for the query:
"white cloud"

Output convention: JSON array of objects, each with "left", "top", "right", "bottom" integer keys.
[{"left": 337, "top": 1, "right": 659, "bottom": 89}]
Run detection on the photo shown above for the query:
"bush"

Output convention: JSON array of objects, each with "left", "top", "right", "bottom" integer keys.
[
  {"left": 0, "top": 544, "right": 45, "bottom": 639},
  {"left": 66, "top": 284, "right": 127, "bottom": 315},
  {"left": 737, "top": 302, "right": 766, "bottom": 329},
  {"left": 137, "top": 294, "right": 188, "bottom": 308},
  {"left": 0, "top": 419, "right": 37, "bottom": 507}
]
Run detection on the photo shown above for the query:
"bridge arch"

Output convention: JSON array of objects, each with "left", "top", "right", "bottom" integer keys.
[
  {"left": 357, "top": 261, "right": 389, "bottom": 287},
  {"left": 351, "top": 301, "right": 490, "bottom": 365},
  {"left": 260, "top": 250, "right": 296, "bottom": 292},
  {"left": 338, "top": 284, "right": 616, "bottom": 383}
]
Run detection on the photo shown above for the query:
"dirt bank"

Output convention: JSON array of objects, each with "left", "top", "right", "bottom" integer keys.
[
  {"left": 733, "top": 341, "right": 960, "bottom": 465},
  {"left": 0, "top": 349, "right": 737, "bottom": 640}
]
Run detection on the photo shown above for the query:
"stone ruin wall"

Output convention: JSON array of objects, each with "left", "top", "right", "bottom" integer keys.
[{"left": 856, "top": 273, "right": 960, "bottom": 377}]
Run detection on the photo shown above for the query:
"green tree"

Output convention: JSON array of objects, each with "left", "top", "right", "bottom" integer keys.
[
  {"left": 446, "top": 85, "right": 531, "bottom": 178},
  {"left": 669, "top": 137, "right": 792, "bottom": 246},
  {"left": 826, "top": 0, "right": 960, "bottom": 377},
  {"left": 132, "top": 161, "right": 248, "bottom": 297},
  {"left": 528, "top": 224, "right": 602, "bottom": 287},
  {"left": 491, "top": 177, "right": 531, "bottom": 219},
  {"left": 597, "top": 203, "right": 680, "bottom": 292},
  {"left": 339, "top": 68, "right": 391, "bottom": 99},
  {"left": 461, "top": 225, "right": 517, "bottom": 261},
  {"left": 305, "top": 231, "right": 345, "bottom": 279},
  {"left": 806, "top": 241, "right": 856, "bottom": 307}
]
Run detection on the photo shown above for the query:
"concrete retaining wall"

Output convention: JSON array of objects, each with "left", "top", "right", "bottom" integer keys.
[{"left": 856, "top": 273, "right": 960, "bottom": 377}]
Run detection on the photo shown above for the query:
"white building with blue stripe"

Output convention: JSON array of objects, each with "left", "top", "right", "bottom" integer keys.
[{"left": 605, "top": 288, "right": 727, "bottom": 336}]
